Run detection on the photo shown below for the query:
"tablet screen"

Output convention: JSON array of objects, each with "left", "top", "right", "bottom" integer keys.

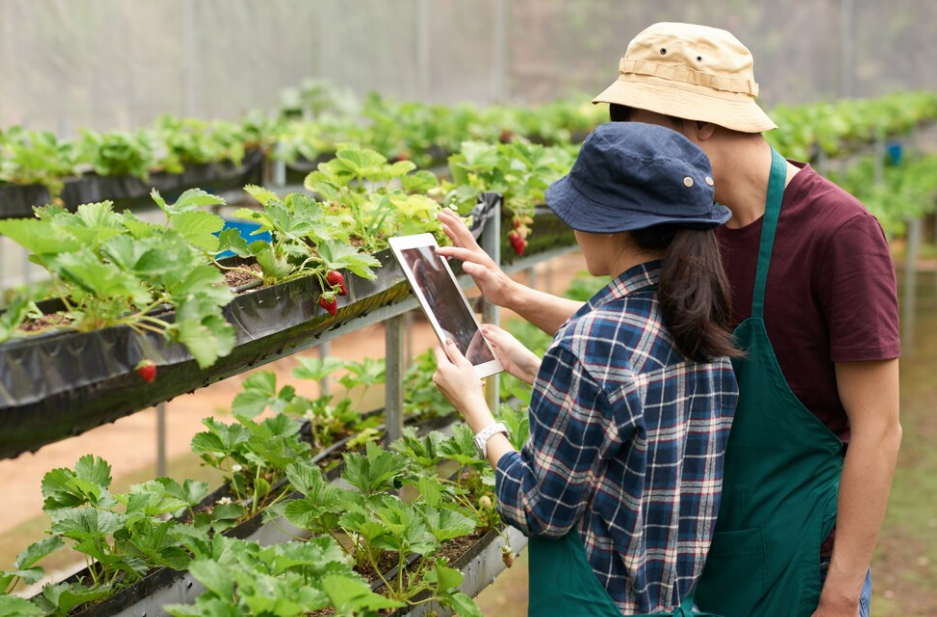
[{"left": 398, "top": 246, "right": 495, "bottom": 365}]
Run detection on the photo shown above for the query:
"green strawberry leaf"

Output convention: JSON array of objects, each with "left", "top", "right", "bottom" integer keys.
[
  {"left": 172, "top": 210, "right": 225, "bottom": 252},
  {"left": 401, "top": 169, "right": 439, "bottom": 193},
  {"left": 321, "top": 574, "right": 405, "bottom": 614},
  {"left": 244, "top": 184, "right": 278, "bottom": 207},
  {"left": 35, "top": 582, "right": 112, "bottom": 616},
  {"left": 232, "top": 372, "right": 295, "bottom": 418},
  {"left": 216, "top": 227, "right": 250, "bottom": 257},
  {"left": 15, "top": 536, "right": 65, "bottom": 572},
  {"left": 0, "top": 595, "right": 44, "bottom": 617},
  {"left": 0, "top": 219, "right": 83, "bottom": 255},
  {"left": 421, "top": 505, "right": 476, "bottom": 542},
  {"left": 317, "top": 241, "right": 380, "bottom": 280},
  {"left": 172, "top": 299, "right": 236, "bottom": 368},
  {"left": 291, "top": 356, "right": 347, "bottom": 382},
  {"left": 189, "top": 558, "right": 234, "bottom": 600},
  {"left": 341, "top": 441, "right": 409, "bottom": 496}
]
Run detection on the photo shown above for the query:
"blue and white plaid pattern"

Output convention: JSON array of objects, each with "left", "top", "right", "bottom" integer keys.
[{"left": 496, "top": 261, "right": 738, "bottom": 614}]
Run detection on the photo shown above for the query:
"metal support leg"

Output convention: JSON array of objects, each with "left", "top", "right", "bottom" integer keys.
[
  {"left": 274, "top": 159, "right": 286, "bottom": 188},
  {"left": 384, "top": 314, "right": 406, "bottom": 444},
  {"left": 481, "top": 200, "right": 502, "bottom": 411},
  {"left": 902, "top": 218, "right": 922, "bottom": 355},
  {"left": 156, "top": 402, "right": 167, "bottom": 477}
]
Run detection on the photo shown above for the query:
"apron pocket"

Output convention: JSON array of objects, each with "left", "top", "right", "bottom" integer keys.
[{"left": 696, "top": 527, "right": 767, "bottom": 615}]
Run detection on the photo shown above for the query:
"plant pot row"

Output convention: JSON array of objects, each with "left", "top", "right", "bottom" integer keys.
[
  {"left": 55, "top": 410, "right": 458, "bottom": 617},
  {"left": 0, "top": 195, "right": 503, "bottom": 459},
  {"left": 0, "top": 150, "right": 265, "bottom": 220}
]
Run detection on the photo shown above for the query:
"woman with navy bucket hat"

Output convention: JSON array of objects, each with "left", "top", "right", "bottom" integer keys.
[{"left": 432, "top": 122, "right": 738, "bottom": 616}]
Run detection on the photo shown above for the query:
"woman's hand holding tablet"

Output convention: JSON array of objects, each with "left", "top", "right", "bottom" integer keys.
[{"left": 389, "top": 234, "right": 503, "bottom": 379}]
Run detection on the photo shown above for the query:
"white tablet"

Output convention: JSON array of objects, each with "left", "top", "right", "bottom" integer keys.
[{"left": 389, "top": 234, "right": 503, "bottom": 378}]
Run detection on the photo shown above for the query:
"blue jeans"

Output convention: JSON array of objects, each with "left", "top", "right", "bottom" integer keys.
[{"left": 820, "top": 556, "right": 872, "bottom": 617}]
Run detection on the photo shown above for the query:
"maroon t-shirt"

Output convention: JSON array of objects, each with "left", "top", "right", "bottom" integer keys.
[{"left": 716, "top": 163, "right": 901, "bottom": 444}]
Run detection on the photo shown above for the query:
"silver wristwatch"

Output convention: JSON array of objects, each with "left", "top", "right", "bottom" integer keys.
[{"left": 473, "top": 423, "right": 509, "bottom": 459}]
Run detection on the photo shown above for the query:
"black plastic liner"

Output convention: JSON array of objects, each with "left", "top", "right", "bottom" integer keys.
[
  {"left": 0, "top": 150, "right": 264, "bottom": 220},
  {"left": 0, "top": 193, "right": 502, "bottom": 459},
  {"left": 59, "top": 149, "right": 265, "bottom": 211},
  {"left": 0, "top": 183, "right": 53, "bottom": 219}
]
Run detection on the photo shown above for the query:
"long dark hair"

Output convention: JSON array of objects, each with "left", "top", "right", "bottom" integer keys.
[{"left": 631, "top": 225, "right": 741, "bottom": 363}]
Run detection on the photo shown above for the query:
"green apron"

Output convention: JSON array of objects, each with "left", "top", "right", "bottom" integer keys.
[
  {"left": 528, "top": 530, "right": 717, "bottom": 616},
  {"left": 694, "top": 149, "right": 845, "bottom": 617}
]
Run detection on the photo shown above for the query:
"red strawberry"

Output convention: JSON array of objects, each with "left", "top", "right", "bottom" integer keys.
[
  {"left": 326, "top": 271, "right": 347, "bottom": 296},
  {"left": 319, "top": 295, "right": 337, "bottom": 315},
  {"left": 499, "top": 129, "right": 513, "bottom": 144},
  {"left": 136, "top": 360, "right": 157, "bottom": 383},
  {"left": 508, "top": 231, "right": 526, "bottom": 256},
  {"left": 395, "top": 152, "right": 411, "bottom": 162}
]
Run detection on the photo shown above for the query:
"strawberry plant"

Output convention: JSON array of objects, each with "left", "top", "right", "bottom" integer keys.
[
  {"left": 191, "top": 411, "right": 311, "bottom": 518},
  {"left": 0, "top": 190, "right": 236, "bottom": 368},
  {"left": 153, "top": 115, "right": 250, "bottom": 172},
  {"left": 303, "top": 143, "right": 450, "bottom": 250},
  {"left": 219, "top": 185, "right": 381, "bottom": 287},
  {"left": 77, "top": 128, "right": 156, "bottom": 179},
  {"left": 274, "top": 445, "right": 482, "bottom": 616},
  {"left": 0, "top": 127, "right": 77, "bottom": 195},
  {"left": 444, "top": 140, "right": 577, "bottom": 251},
  {"left": 165, "top": 535, "right": 399, "bottom": 617}
]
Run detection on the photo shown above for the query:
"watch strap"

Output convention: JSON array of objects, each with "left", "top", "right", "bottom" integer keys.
[{"left": 474, "top": 422, "right": 509, "bottom": 459}]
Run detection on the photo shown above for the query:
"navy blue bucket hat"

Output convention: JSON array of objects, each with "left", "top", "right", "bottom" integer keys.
[{"left": 545, "top": 122, "right": 731, "bottom": 233}]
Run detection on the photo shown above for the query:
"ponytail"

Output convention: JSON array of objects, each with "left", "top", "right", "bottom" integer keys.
[{"left": 631, "top": 225, "right": 741, "bottom": 363}]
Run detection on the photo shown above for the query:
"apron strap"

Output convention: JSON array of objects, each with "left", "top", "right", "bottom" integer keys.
[{"left": 751, "top": 148, "right": 788, "bottom": 318}]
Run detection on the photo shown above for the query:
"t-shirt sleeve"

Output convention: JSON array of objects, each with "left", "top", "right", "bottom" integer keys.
[{"left": 817, "top": 213, "right": 900, "bottom": 362}]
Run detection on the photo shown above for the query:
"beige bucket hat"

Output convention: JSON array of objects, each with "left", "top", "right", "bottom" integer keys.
[{"left": 593, "top": 22, "right": 777, "bottom": 133}]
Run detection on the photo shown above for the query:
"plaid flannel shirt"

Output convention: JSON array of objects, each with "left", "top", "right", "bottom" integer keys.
[{"left": 496, "top": 261, "right": 738, "bottom": 614}]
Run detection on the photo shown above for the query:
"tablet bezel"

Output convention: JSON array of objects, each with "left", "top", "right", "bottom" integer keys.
[{"left": 389, "top": 233, "right": 503, "bottom": 379}]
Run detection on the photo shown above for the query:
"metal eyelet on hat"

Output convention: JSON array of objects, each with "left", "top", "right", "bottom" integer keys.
[
  {"left": 683, "top": 177, "right": 694, "bottom": 188},
  {"left": 705, "top": 176, "right": 714, "bottom": 186},
  {"left": 660, "top": 48, "right": 667, "bottom": 55}
]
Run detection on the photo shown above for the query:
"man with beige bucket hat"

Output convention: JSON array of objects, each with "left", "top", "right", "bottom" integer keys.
[{"left": 438, "top": 22, "right": 901, "bottom": 617}]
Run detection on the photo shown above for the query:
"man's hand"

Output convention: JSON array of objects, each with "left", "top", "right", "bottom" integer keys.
[
  {"left": 436, "top": 209, "right": 517, "bottom": 308},
  {"left": 481, "top": 325, "right": 541, "bottom": 385},
  {"left": 433, "top": 340, "right": 495, "bottom": 434}
]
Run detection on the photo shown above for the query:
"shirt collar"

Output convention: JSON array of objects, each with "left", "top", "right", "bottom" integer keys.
[{"left": 575, "top": 260, "right": 662, "bottom": 317}]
